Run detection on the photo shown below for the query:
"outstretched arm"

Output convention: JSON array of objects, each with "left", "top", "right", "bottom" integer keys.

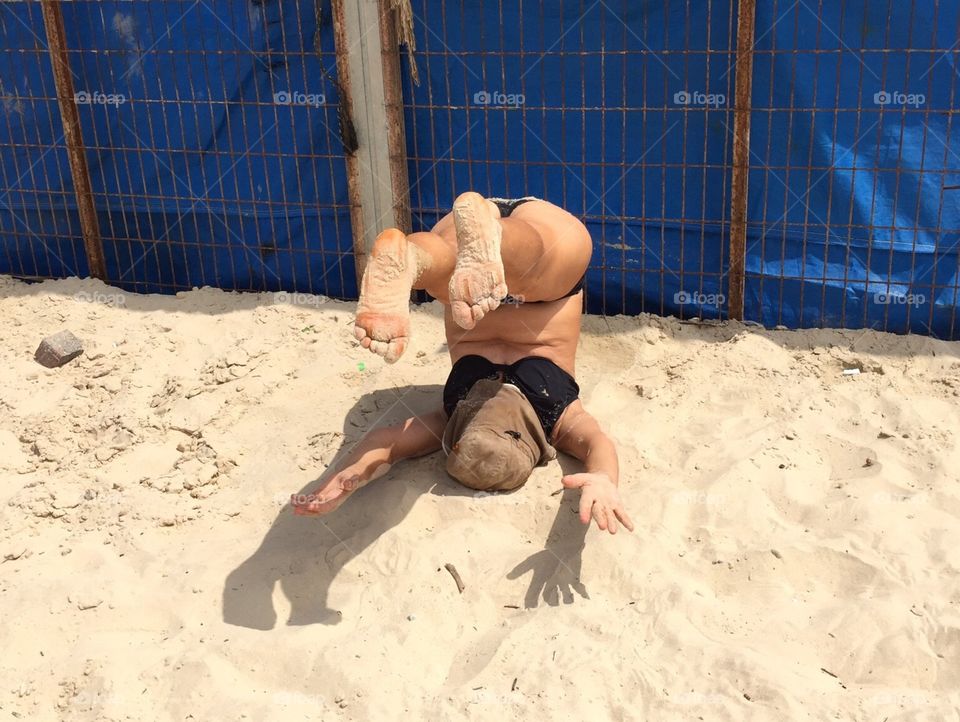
[
  {"left": 293, "top": 408, "right": 446, "bottom": 515},
  {"left": 551, "top": 400, "right": 634, "bottom": 535}
]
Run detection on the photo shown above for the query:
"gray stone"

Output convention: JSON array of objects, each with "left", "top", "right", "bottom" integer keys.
[{"left": 35, "top": 330, "right": 84, "bottom": 368}]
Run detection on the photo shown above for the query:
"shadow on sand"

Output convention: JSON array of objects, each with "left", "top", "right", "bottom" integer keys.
[{"left": 222, "top": 385, "right": 592, "bottom": 629}]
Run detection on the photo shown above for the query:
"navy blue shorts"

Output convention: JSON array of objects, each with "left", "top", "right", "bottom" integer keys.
[{"left": 443, "top": 355, "right": 580, "bottom": 439}]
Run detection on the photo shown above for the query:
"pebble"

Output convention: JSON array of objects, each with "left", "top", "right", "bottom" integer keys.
[
  {"left": 35, "top": 330, "right": 84, "bottom": 368},
  {"left": 69, "top": 595, "right": 103, "bottom": 611},
  {"left": 407, "top": 614, "right": 416, "bottom": 621}
]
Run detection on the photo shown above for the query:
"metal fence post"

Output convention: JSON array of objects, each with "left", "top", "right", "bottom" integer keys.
[
  {"left": 727, "top": 0, "right": 757, "bottom": 321},
  {"left": 40, "top": 0, "right": 106, "bottom": 280},
  {"left": 332, "top": 0, "right": 413, "bottom": 289}
]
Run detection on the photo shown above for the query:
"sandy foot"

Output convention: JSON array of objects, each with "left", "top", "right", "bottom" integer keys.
[
  {"left": 448, "top": 192, "right": 508, "bottom": 329},
  {"left": 354, "top": 228, "right": 415, "bottom": 363}
]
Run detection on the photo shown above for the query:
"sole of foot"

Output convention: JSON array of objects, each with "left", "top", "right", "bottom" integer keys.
[
  {"left": 354, "top": 228, "right": 414, "bottom": 363},
  {"left": 448, "top": 192, "right": 508, "bottom": 330}
]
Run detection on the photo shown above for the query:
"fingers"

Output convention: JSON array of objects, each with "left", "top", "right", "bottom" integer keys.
[
  {"left": 578, "top": 491, "right": 593, "bottom": 524},
  {"left": 583, "top": 500, "right": 631, "bottom": 535},
  {"left": 562, "top": 474, "right": 587, "bottom": 490},
  {"left": 614, "top": 507, "right": 635, "bottom": 533},
  {"left": 592, "top": 504, "right": 608, "bottom": 532}
]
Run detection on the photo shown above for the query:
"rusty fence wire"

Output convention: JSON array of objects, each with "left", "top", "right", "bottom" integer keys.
[
  {"left": 745, "top": 0, "right": 960, "bottom": 340},
  {"left": 0, "top": 0, "right": 355, "bottom": 298},
  {"left": 1, "top": 1, "right": 959, "bottom": 340},
  {"left": 402, "top": 0, "right": 737, "bottom": 321}
]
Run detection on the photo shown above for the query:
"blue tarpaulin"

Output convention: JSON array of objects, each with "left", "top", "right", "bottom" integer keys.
[{"left": 1, "top": 1, "right": 958, "bottom": 338}]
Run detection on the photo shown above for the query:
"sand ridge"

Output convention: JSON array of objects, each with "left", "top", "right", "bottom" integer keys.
[{"left": 1, "top": 276, "right": 959, "bottom": 721}]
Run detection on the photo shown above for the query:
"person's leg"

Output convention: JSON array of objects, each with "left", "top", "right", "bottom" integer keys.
[
  {"left": 446, "top": 192, "right": 592, "bottom": 328},
  {"left": 354, "top": 192, "right": 593, "bottom": 357},
  {"left": 501, "top": 200, "right": 592, "bottom": 301},
  {"left": 353, "top": 222, "right": 458, "bottom": 362}
]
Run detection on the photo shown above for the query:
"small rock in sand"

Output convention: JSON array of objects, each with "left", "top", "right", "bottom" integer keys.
[
  {"left": 69, "top": 594, "right": 103, "bottom": 611},
  {"left": 34, "top": 330, "right": 84, "bottom": 368}
]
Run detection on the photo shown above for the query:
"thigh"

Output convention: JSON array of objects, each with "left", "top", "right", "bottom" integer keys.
[
  {"left": 430, "top": 211, "right": 456, "bottom": 241},
  {"left": 510, "top": 201, "right": 592, "bottom": 276}
]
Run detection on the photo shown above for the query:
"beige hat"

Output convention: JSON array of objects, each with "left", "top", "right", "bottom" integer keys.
[{"left": 443, "top": 378, "right": 556, "bottom": 491}]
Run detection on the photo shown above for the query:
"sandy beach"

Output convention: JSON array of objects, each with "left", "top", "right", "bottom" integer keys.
[{"left": 2, "top": 275, "right": 959, "bottom": 721}]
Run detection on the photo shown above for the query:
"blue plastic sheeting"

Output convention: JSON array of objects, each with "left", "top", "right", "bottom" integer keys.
[
  {"left": 2, "top": 1, "right": 959, "bottom": 338},
  {"left": 401, "top": 0, "right": 960, "bottom": 337},
  {"left": 402, "top": 0, "right": 737, "bottom": 321},
  {"left": 746, "top": 1, "right": 960, "bottom": 338},
  {"left": 0, "top": 1, "right": 355, "bottom": 297}
]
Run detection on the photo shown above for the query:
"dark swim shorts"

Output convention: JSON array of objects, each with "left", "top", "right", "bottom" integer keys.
[{"left": 443, "top": 355, "right": 580, "bottom": 439}]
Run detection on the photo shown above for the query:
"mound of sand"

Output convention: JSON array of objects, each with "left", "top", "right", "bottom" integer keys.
[{"left": 1, "top": 276, "right": 959, "bottom": 721}]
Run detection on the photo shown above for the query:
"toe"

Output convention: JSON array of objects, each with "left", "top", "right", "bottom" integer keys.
[
  {"left": 451, "top": 300, "right": 476, "bottom": 329},
  {"left": 370, "top": 340, "right": 388, "bottom": 356},
  {"left": 384, "top": 338, "right": 407, "bottom": 363},
  {"left": 360, "top": 336, "right": 372, "bottom": 349},
  {"left": 354, "top": 325, "right": 368, "bottom": 341}
]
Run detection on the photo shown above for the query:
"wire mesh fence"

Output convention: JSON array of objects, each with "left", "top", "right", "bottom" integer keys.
[
  {"left": 745, "top": 0, "right": 960, "bottom": 340},
  {"left": 0, "top": 1, "right": 89, "bottom": 281},
  {"left": 402, "top": 0, "right": 738, "bottom": 320},
  {"left": 0, "top": 0, "right": 355, "bottom": 298},
  {"left": 1, "top": 0, "right": 959, "bottom": 340}
]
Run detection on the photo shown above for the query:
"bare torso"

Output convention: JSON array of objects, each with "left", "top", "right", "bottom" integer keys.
[{"left": 445, "top": 292, "right": 582, "bottom": 377}]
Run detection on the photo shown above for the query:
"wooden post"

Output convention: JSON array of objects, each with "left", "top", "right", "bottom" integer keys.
[
  {"left": 40, "top": 0, "right": 107, "bottom": 280},
  {"left": 332, "top": 0, "right": 412, "bottom": 289},
  {"left": 727, "top": 0, "right": 756, "bottom": 321}
]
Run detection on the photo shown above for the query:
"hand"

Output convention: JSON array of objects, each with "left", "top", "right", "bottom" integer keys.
[
  {"left": 291, "top": 466, "right": 364, "bottom": 516},
  {"left": 561, "top": 472, "right": 635, "bottom": 534}
]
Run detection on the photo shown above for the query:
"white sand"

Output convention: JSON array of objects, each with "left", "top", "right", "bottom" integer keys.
[{"left": 1, "top": 275, "right": 959, "bottom": 721}]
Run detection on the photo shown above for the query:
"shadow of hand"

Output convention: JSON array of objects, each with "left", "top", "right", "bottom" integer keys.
[
  {"left": 507, "top": 548, "right": 589, "bottom": 607},
  {"left": 506, "top": 489, "right": 590, "bottom": 608}
]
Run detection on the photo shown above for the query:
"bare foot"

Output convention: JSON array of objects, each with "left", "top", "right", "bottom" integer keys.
[
  {"left": 354, "top": 228, "right": 416, "bottom": 363},
  {"left": 448, "top": 192, "right": 508, "bottom": 329}
]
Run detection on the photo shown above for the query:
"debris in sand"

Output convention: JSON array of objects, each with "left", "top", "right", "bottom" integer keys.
[
  {"left": 68, "top": 594, "right": 103, "bottom": 611},
  {"left": 444, "top": 563, "right": 465, "bottom": 594},
  {"left": 35, "top": 330, "right": 84, "bottom": 368}
]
